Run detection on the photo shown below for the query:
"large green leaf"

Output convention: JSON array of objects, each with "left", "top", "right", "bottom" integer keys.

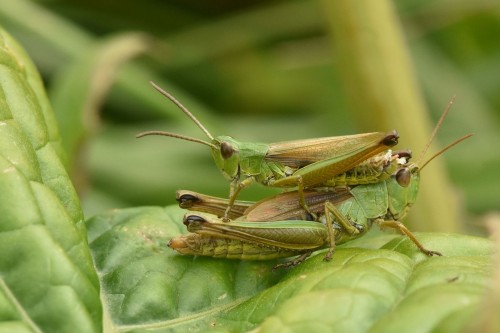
[
  {"left": 88, "top": 205, "right": 494, "bottom": 333},
  {"left": 0, "top": 28, "right": 101, "bottom": 332}
]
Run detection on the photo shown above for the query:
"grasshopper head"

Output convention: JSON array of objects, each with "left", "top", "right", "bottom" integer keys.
[
  {"left": 386, "top": 158, "right": 421, "bottom": 221},
  {"left": 212, "top": 136, "right": 241, "bottom": 181},
  {"left": 385, "top": 97, "right": 474, "bottom": 221},
  {"left": 386, "top": 128, "right": 473, "bottom": 221}
]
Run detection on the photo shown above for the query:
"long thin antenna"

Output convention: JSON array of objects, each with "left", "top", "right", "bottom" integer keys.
[
  {"left": 417, "top": 95, "right": 456, "bottom": 164},
  {"left": 150, "top": 81, "right": 214, "bottom": 141},
  {"left": 420, "top": 133, "right": 473, "bottom": 171},
  {"left": 136, "top": 131, "right": 217, "bottom": 149}
]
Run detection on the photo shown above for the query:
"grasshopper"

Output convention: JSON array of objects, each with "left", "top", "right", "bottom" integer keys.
[
  {"left": 137, "top": 82, "right": 399, "bottom": 220},
  {"left": 169, "top": 99, "right": 473, "bottom": 268}
]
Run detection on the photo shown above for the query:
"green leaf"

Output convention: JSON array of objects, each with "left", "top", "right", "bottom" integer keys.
[
  {"left": 88, "top": 205, "right": 494, "bottom": 333},
  {"left": 0, "top": 28, "right": 101, "bottom": 332}
]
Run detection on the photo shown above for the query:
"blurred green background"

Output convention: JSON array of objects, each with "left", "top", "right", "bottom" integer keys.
[{"left": 1, "top": 0, "right": 499, "bottom": 234}]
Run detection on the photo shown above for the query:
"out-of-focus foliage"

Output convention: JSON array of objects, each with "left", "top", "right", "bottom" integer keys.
[{"left": 1, "top": 0, "right": 498, "bottom": 228}]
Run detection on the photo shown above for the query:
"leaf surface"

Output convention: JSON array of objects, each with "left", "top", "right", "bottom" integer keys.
[{"left": 88, "top": 205, "right": 494, "bottom": 333}]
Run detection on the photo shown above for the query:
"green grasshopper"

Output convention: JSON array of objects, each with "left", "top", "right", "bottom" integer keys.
[
  {"left": 169, "top": 99, "right": 473, "bottom": 267},
  {"left": 137, "top": 82, "right": 399, "bottom": 219}
]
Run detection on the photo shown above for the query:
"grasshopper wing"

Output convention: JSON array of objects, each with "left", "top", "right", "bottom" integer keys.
[
  {"left": 184, "top": 214, "right": 328, "bottom": 250},
  {"left": 243, "top": 189, "right": 353, "bottom": 222},
  {"left": 268, "top": 131, "right": 398, "bottom": 187},
  {"left": 265, "top": 131, "right": 397, "bottom": 167}
]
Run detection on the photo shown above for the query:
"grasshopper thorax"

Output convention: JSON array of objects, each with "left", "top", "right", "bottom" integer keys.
[{"left": 212, "top": 136, "right": 270, "bottom": 181}]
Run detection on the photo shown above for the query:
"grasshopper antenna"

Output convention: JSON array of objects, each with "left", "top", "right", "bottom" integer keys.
[
  {"left": 136, "top": 82, "right": 217, "bottom": 149},
  {"left": 416, "top": 95, "right": 473, "bottom": 170},
  {"left": 420, "top": 133, "right": 473, "bottom": 171},
  {"left": 417, "top": 95, "right": 456, "bottom": 165},
  {"left": 136, "top": 131, "right": 217, "bottom": 149},
  {"left": 149, "top": 81, "right": 214, "bottom": 141}
]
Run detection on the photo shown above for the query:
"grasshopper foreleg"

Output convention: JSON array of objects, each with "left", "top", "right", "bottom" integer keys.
[{"left": 225, "top": 177, "right": 256, "bottom": 221}]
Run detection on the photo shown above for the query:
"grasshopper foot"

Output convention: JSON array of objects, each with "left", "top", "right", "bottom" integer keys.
[
  {"left": 222, "top": 210, "right": 231, "bottom": 222},
  {"left": 222, "top": 206, "right": 233, "bottom": 222},
  {"left": 273, "top": 252, "right": 312, "bottom": 270},
  {"left": 423, "top": 249, "right": 443, "bottom": 257},
  {"left": 323, "top": 248, "right": 334, "bottom": 262}
]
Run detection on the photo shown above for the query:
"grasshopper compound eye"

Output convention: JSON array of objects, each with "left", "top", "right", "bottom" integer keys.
[
  {"left": 395, "top": 168, "right": 411, "bottom": 188},
  {"left": 220, "top": 141, "right": 235, "bottom": 159}
]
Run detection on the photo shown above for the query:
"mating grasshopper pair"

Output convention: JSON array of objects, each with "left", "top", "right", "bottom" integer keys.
[{"left": 138, "top": 83, "right": 471, "bottom": 267}]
